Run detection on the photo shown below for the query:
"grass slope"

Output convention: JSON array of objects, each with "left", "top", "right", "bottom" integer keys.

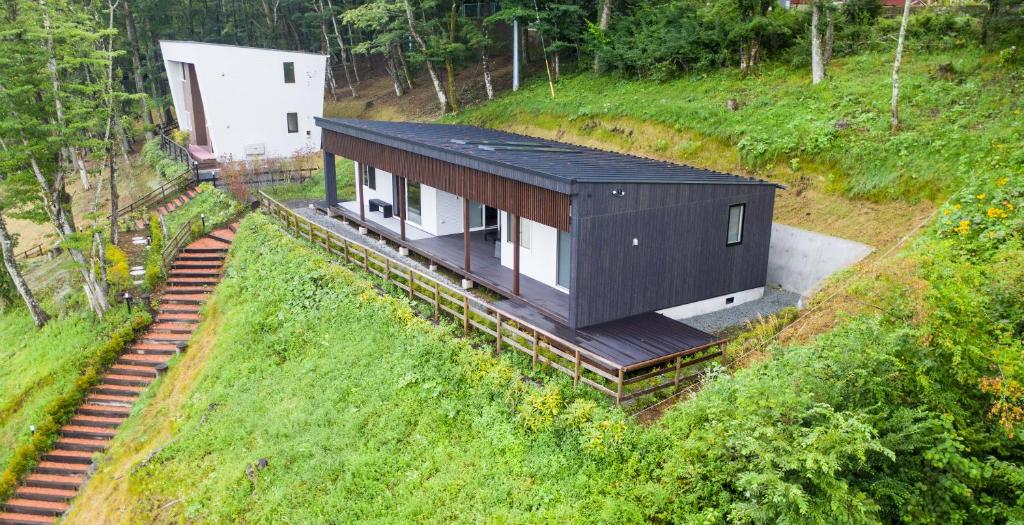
[
  {"left": 453, "top": 49, "right": 1022, "bottom": 203},
  {"left": 0, "top": 303, "right": 129, "bottom": 472},
  {"left": 66, "top": 214, "right": 638, "bottom": 524}
]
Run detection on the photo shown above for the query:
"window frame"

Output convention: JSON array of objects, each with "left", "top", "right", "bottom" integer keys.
[
  {"left": 283, "top": 62, "right": 295, "bottom": 83},
  {"left": 405, "top": 180, "right": 422, "bottom": 225},
  {"left": 362, "top": 166, "right": 376, "bottom": 190},
  {"left": 286, "top": 112, "right": 299, "bottom": 133},
  {"left": 505, "top": 213, "right": 531, "bottom": 250},
  {"left": 727, "top": 203, "right": 745, "bottom": 246}
]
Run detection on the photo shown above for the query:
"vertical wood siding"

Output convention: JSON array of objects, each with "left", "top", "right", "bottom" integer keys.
[
  {"left": 323, "top": 130, "right": 571, "bottom": 231},
  {"left": 570, "top": 183, "right": 776, "bottom": 328}
]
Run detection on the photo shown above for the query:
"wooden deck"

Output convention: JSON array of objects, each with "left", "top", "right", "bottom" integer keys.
[
  {"left": 311, "top": 201, "right": 722, "bottom": 374},
  {"left": 327, "top": 201, "right": 570, "bottom": 321}
]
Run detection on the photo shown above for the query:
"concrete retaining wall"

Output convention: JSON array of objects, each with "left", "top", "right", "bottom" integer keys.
[{"left": 767, "top": 223, "right": 873, "bottom": 296}]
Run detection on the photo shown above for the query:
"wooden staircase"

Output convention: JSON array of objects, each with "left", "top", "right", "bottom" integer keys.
[
  {"left": 133, "top": 186, "right": 203, "bottom": 230},
  {"left": 0, "top": 223, "right": 239, "bottom": 525}
]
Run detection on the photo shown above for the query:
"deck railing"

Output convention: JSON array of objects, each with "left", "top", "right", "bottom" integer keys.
[{"left": 259, "top": 191, "right": 723, "bottom": 404}]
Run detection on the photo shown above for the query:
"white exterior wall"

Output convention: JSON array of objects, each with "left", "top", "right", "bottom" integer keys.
[
  {"left": 658, "top": 287, "right": 765, "bottom": 320},
  {"left": 160, "top": 41, "right": 326, "bottom": 161},
  {"left": 499, "top": 211, "right": 564, "bottom": 292},
  {"left": 352, "top": 163, "right": 462, "bottom": 237}
]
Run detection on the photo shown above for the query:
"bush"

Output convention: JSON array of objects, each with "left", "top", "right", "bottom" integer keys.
[
  {"left": 144, "top": 213, "right": 164, "bottom": 290},
  {"left": 105, "top": 244, "right": 131, "bottom": 292},
  {"left": 141, "top": 137, "right": 188, "bottom": 179}
]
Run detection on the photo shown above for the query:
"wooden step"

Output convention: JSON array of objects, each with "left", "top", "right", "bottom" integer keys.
[
  {"left": 102, "top": 374, "right": 153, "bottom": 387},
  {"left": 168, "top": 269, "right": 221, "bottom": 279},
  {"left": 34, "top": 461, "right": 89, "bottom": 477},
  {"left": 155, "top": 312, "right": 201, "bottom": 323},
  {"left": 161, "top": 286, "right": 213, "bottom": 295},
  {"left": 84, "top": 394, "right": 136, "bottom": 406},
  {"left": 117, "top": 353, "right": 172, "bottom": 367},
  {"left": 69, "top": 414, "right": 125, "bottom": 428},
  {"left": 158, "top": 300, "right": 200, "bottom": 313},
  {"left": 60, "top": 425, "right": 116, "bottom": 440},
  {"left": 92, "top": 382, "right": 145, "bottom": 397},
  {"left": 150, "top": 322, "right": 198, "bottom": 333},
  {"left": 109, "top": 364, "right": 159, "bottom": 378},
  {"left": 77, "top": 403, "right": 131, "bottom": 418},
  {"left": 141, "top": 333, "right": 189, "bottom": 345},
  {"left": 208, "top": 228, "right": 236, "bottom": 244},
  {"left": 41, "top": 448, "right": 94, "bottom": 465},
  {"left": 0, "top": 511, "right": 55, "bottom": 524},
  {"left": 130, "top": 341, "right": 184, "bottom": 354},
  {"left": 3, "top": 499, "right": 68, "bottom": 517},
  {"left": 171, "top": 262, "right": 222, "bottom": 270},
  {"left": 183, "top": 238, "right": 230, "bottom": 252},
  {"left": 13, "top": 487, "right": 76, "bottom": 503},
  {"left": 54, "top": 437, "right": 108, "bottom": 453},
  {"left": 24, "top": 473, "right": 83, "bottom": 490},
  {"left": 174, "top": 254, "right": 225, "bottom": 262},
  {"left": 159, "top": 294, "right": 209, "bottom": 305},
  {"left": 166, "top": 277, "right": 219, "bottom": 286}
]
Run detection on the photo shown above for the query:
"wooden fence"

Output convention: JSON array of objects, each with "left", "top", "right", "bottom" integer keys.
[
  {"left": 259, "top": 191, "right": 720, "bottom": 405},
  {"left": 13, "top": 243, "right": 49, "bottom": 261}
]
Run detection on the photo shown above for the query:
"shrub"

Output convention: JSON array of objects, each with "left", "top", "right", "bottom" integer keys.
[
  {"left": 105, "top": 244, "right": 131, "bottom": 292},
  {"left": 144, "top": 213, "right": 164, "bottom": 290},
  {"left": 141, "top": 137, "right": 189, "bottom": 179}
]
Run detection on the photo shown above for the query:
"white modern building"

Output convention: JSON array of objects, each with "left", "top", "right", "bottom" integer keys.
[{"left": 160, "top": 41, "right": 327, "bottom": 165}]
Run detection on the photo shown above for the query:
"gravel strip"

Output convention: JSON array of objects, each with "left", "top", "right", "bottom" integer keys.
[{"left": 681, "top": 287, "right": 802, "bottom": 335}]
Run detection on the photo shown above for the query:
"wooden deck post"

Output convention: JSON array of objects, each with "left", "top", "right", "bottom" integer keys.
[
  {"left": 531, "top": 330, "right": 539, "bottom": 369},
  {"left": 398, "top": 177, "right": 406, "bottom": 242},
  {"left": 358, "top": 164, "right": 366, "bottom": 223},
  {"left": 616, "top": 369, "right": 625, "bottom": 406},
  {"left": 323, "top": 151, "right": 338, "bottom": 207},
  {"left": 573, "top": 349, "right": 581, "bottom": 390},
  {"left": 673, "top": 356, "right": 682, "bottom": 393},
  {"left": 513, "top": 215, "right": 520, "bottom": 295},
  {"left": 495, "top": 312, "right": 503, "bottom": 356},
  {"left": 462, "top": 198, "right": 471, "bottom": 272},
  {"left": 433, "top": 282, "right": 440, "bottom": 320}
]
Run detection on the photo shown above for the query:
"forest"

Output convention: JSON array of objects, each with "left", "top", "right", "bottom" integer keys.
[{"left": 2, "top": 0, "right": 1024, "bottom": 522}]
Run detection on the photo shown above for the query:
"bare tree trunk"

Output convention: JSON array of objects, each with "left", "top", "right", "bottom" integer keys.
[
  {"left": 811, "top": 2, "right": 824, "bottom": 84},
  {"left": 445, "top": 0, "right": 461, "bottom": 113},
  {"left": 109, "top": 146, "right": 119, "bottom": 245},
  {"left": 554, "top": 51, "right": 560, "bottom": 81},
  {"left": 824, "top": 14, "right": 834, "bottom": 65},
  {"left": 404, "top": 0, "right": 448, "bottom": 113},
  {"left": 73, "top": 150, "right": 91, "bottom": 190},
  {"left": 0, "top": 217, "right": 50, "bottom": 328},
  {"left": 324, "top": 0, "right": 357, "bottom": 97},
  {"left": 739, "top": 42, "right": 749, "bottom": 74},
  {"left": 314, "top": 2, "right": 339, "bottom": 102},
  {"left": 348, "top": 24, "right": 361, "bottom": 82},
  {"left": 748, "top": 38, "right": 759, "bottom": 69},
  {"left": 592, "top": 0, "right": 611, "bottom": 73},
  {"left": 123, "top": 0, "right": 153, "bottom": 139},
  {"left": 395, "top": 43, "right": 414, "bottom": 90},
  {"left": 480, "top": 24, "right": 494, "bottom": 100},
  {"left": 385, "top": 48, "right": 404, "bottom": 97},
  {"left": 891, "top": 0, "right": 911, "bottom": 132}
]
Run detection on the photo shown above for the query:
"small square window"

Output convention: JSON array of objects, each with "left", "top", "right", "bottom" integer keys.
[
  {"left": 363, "top": 166, "right": 376, "bottom": 189},
  {"left": 727, "top": 203, "right": 745, "bottom": 245},
  {"left": 283, "top": 62, "right": 295, "bottom": 83},
  {"left": 286, "top": 112, "right": 298, "bottom": 133}
]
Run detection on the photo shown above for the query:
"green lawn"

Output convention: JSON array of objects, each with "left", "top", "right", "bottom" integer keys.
[
  {"left": 261, "top": 157, "right": 356, "bottom": 203},
  {"left": 164, "top": 183, "right": 242, "bottom": 235},
  {"left": 453, "top": 48, "right": 1022, "bottom": 202},
  {"left": 0, "top": 302, "right": 129, "bottom": 472}
]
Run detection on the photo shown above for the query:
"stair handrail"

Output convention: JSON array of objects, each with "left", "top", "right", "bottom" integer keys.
[
  {"left": 110, "top": 170, "right": 195, "bottom": 226},
  {"left": 162, "top": 216, "right": 200, "bottom": 269}
]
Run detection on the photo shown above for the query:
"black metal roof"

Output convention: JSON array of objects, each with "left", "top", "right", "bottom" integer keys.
[{"left": 316, "top": 118, "right": 778, "bottom": 190}]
